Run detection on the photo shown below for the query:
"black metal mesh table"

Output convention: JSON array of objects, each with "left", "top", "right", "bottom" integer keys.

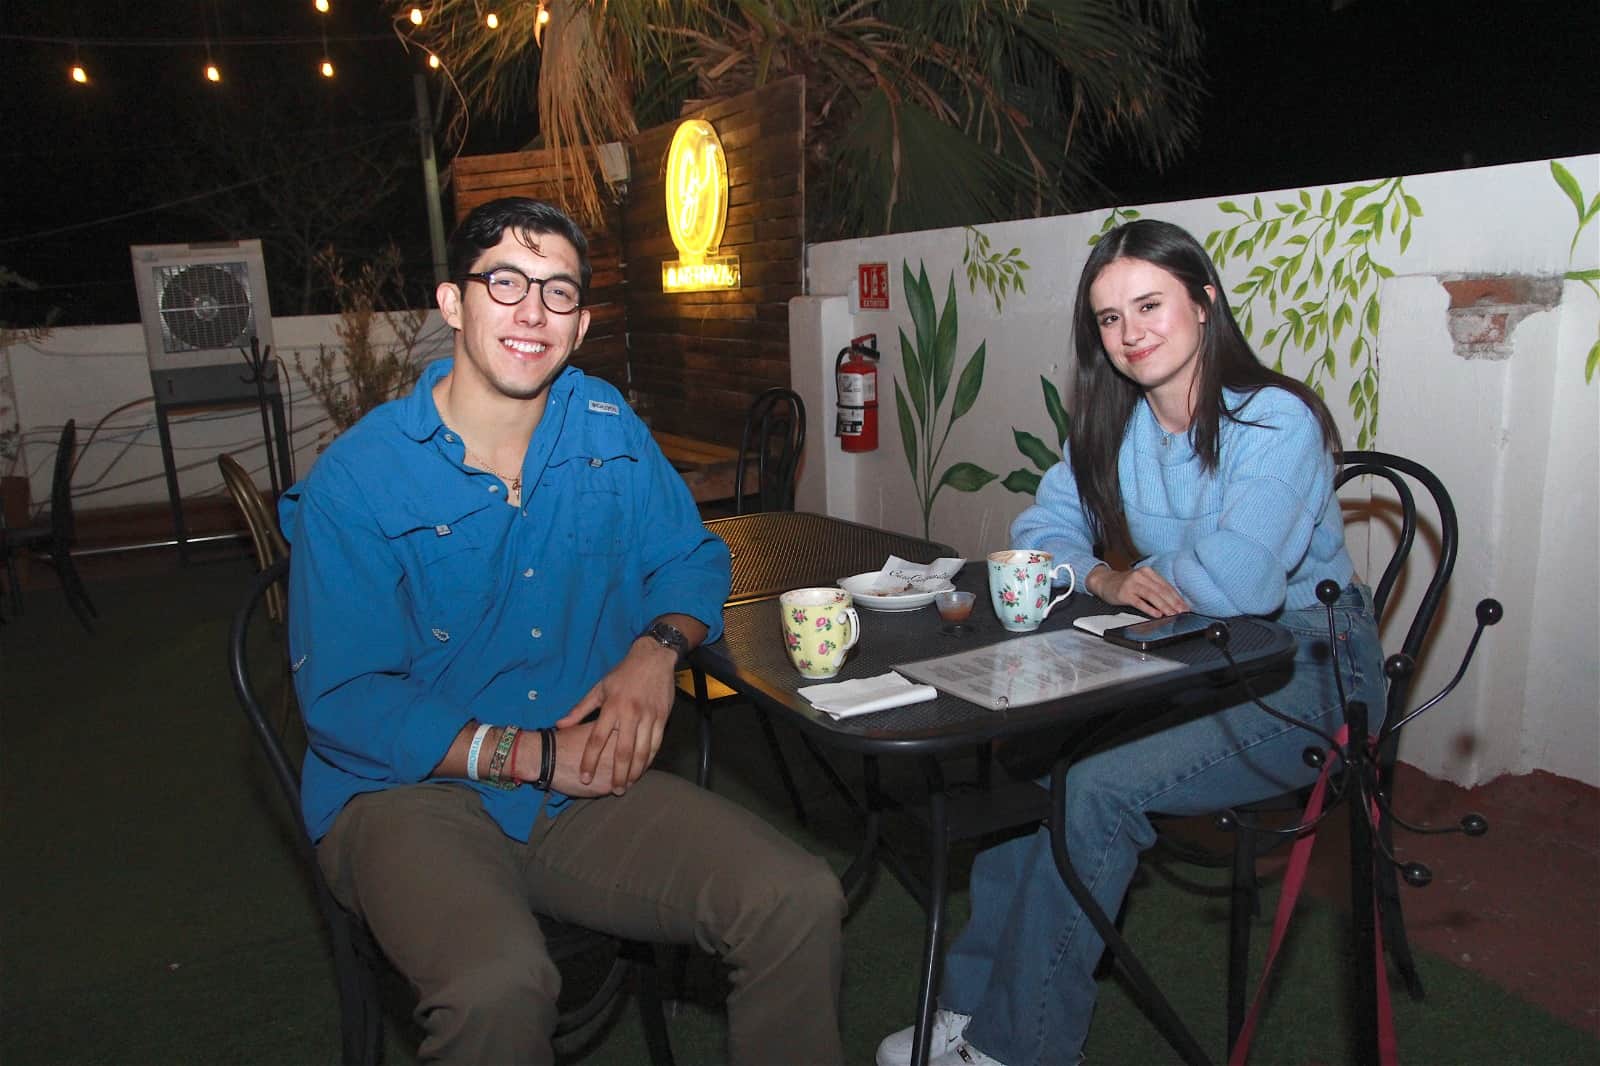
[
  {"left": 704, "top": 511, "right": 954, "bottom": 605},
  {"left": 685, "top": 511, "right": 956, "bottom": 826},
  {"left": 691, "top": 557, "right": 1295, "bottom": 1066},
  {"left": 699, "top": 561, "right": 1292, "bottom": 755}
]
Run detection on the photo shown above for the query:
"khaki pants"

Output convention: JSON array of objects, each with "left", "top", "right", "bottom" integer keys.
[{"left": 318, "top": 771, "right": 845, "bottom": 1065}]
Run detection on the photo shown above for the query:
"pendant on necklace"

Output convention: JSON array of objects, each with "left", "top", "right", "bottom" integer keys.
[{"left": 467, "top": 449, "right": 521, "bottom": 500}]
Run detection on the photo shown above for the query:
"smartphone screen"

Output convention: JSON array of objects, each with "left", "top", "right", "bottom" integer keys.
[{"left": 1103, "top": 612, "right": 1213, "bottom": 650}]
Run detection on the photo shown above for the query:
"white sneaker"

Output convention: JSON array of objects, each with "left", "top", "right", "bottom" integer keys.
[
  {"left": 929, "top": 1041, "right": 1010, "bottom": 1066},
  {"left": 876, "top": 1010, "right": 972, "bottom": 1066}
]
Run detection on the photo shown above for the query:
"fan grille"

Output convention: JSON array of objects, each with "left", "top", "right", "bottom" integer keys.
[{"left": 155, "top": 262, "right": 254, "bottom": 352}]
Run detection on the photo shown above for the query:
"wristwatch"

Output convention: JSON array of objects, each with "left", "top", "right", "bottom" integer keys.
[{"left": 642, "top": 620, "right": 691, "bottom": 663}]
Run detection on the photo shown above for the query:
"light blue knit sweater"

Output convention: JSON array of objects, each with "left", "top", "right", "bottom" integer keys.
[{"left": 1012, "top": 386, "right": 1354, "bottom": 617}]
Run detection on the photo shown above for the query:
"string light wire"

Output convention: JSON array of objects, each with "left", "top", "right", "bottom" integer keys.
[{"left": 1, "top": 32, "right": 392, "bottom": 47}]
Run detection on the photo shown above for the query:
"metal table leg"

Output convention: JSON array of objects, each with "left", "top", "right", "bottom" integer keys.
[
  {"left": 1047, "top": 755, "right": 1214, "bottom": 1066},
  {"left": 910, "top": 759, "right": 950, "bottom": 1066},
  {"left": 693, "top": 668, "right": 714, "bottom": 789}
]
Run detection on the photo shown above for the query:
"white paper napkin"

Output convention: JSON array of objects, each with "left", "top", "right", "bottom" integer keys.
[
  {"left": 1070, "top": 612, "right": 1148, "bottom": 636},
  {"left": 860, "top": 555, "right": 967, "bottom": 596},
  {"left": 797, "top": 671, "right": 939, "bottom": 718}
]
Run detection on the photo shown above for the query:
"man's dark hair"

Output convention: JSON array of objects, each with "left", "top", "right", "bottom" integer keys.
[{"left": 446, "top": 197, "right": 592, "bottom": 293}]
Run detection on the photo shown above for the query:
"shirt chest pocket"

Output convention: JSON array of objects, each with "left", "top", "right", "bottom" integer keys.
[
  {"left": 381, "top": 508, "right": 500, "bottom": 632},
  {"left": 545, "top": 455, "right": 631, "bottom": 559},
  {"left": 572, "top": 488, "right": 626, "bottom": 558}
]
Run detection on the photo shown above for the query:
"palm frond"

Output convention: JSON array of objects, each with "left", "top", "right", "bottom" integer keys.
[{"left": 391, "top": 0, "right": 1206, "bottom": 237}]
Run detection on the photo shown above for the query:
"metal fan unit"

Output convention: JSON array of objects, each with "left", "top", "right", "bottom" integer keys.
[
  {"left": 130, "top": 239, "right": 291, "bottom": 560},
  {"left": 131, "top": 240, "right": 275, "bottom": 401}
]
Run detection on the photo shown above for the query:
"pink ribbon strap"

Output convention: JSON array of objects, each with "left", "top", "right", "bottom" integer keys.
[{"left": 1227, "top": 725, "right": 1398, "bottom": 1066}]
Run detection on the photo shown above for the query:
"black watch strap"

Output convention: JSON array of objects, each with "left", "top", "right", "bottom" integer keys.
[{"left": 643, "top": 620, "right": 691, "bottom": 662}]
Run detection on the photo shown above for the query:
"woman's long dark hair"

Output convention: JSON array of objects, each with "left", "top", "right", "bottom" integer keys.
[{"left": 1067, "top": 219, "right": 1340, "bottom": 563}]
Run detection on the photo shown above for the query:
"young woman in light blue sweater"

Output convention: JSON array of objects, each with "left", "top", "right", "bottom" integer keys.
[{"left": 877, "top": 220, "right": 1387, "bottom": 1066}]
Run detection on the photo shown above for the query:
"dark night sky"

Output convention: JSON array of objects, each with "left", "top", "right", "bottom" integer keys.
[
  {"left": 0, "top": 0, "right": 534, "bottom": 325},
  {"left": 2, "top": 0, "right": 1596, "bottom": 326},
  {"left": 1110, "top": 0, "right": 1598, "bottom": 204}
]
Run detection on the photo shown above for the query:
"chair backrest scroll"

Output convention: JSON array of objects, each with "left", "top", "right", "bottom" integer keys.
[
  {"left": 49, "top": 420, "right": 78, "bottom": 543},
  {"left": 736, "top": 387, "right": 806, "bottom": 514},
  {"left": 1335, "top": 449, "right": 1460, "bottom": 725}
]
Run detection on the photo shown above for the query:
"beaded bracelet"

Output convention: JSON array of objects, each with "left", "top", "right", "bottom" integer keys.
[
  {"left": 508, "top": 729, "right": 527, "bottom": 786},
  {"left": 487, "top": 724, "right": 520, "bottom": 790}
]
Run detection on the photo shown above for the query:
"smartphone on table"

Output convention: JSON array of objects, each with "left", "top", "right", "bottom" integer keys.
[{"left": 1101, "top": 612, "right": 1215, "bottom": 651}]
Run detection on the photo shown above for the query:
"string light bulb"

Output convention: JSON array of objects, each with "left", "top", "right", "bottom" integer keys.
[
  {"left": 427, "top": 52, "right": 441, "bottom": 69},
  {"left": 70, "top": 63, "right": 89, "bottom": 84},
  {"left": 206, "top": 63, "right": 222, "bottom": 83},
  {"left": 320, "top": 58, "right": 335, "bottom": 78},
  {"left": 409, "top": 6, "right": 424, "bottom": 26},
  {"left": 314, "top": 0, "right": 330, "bottom": 13},
  {"left": 486, "top": 12, "right": 499, "bottom": 30},
  {"left": 534, "top": 1, "right": 549, "bottom": 45}
]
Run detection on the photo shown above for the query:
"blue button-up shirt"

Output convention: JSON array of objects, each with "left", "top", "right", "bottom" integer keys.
[{"left": 280, "top": 358, "right": 731, "bottom": 841}]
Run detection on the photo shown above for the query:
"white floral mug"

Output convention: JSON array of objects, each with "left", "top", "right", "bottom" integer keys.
[
  {"left": 779, "top": 587, "right": 862, "bottom": 679},
  {"left": 987, "top": 549, "right": 1076, "bottom": 632}
]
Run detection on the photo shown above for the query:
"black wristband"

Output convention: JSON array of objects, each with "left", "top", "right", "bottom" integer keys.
[{"left": 534, "top": 727, "right": 556, "bottom": 790}]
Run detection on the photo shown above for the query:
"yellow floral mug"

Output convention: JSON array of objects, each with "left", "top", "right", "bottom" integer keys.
[
  {"left": 988, "top": 549, "right": 1076, "bottom": 632},
  {"left": 779, "top": 587, "right": 862, "bottom": 679}
]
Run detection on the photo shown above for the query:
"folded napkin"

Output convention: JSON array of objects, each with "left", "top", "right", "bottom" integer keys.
[
  {"left": 859, "top": 555, "right": 967, "bottom": 596},
  {"left": 1070, "top": 612, "right": 1148, "bottom": 636},
  {"left": 797, "top": 671, "right": 939, "bottom": 718}
]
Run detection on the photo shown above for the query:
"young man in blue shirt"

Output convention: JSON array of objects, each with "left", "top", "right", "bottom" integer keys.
[{"left": 281, "top": 198, "right": 845, "bottom": 1064}]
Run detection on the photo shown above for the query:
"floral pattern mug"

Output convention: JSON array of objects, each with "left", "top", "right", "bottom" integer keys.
[
  {"left": 987, "top": 549, "right": 1076, "bottom": 632},
  {"left": 778, "top": 587, "right": 862, "bottom": 678}
]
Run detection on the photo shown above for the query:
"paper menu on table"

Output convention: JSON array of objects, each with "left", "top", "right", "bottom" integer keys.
[{"left": 895, "top": 630, "right": 1184, "bottom": 711}]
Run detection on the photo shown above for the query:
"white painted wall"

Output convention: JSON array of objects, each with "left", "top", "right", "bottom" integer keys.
[
  {"left": 794, "top": 156, "right": 1600, "bottom": 788},
  {"left": 7, "top": 313, "right": 453, "bottom": 514}
]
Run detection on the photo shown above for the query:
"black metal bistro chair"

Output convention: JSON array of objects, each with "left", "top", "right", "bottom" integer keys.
[
  {"left": 0, "top": 419, "right": 96, "bottom": 631},
  {"left": 229, "top": 558, "right": 675, "bottom": 1065},
  {"left": 987, "top": 450, "right": 1504, "bottom": 1066},
  {"left": 218, "top": 453, "right": 288, "bottom": 623},
  {"left": 1153, "top": 449, "right": 1502, "bottom": 1057},
  {"left": 734, "top": 387, "right": 807, "bottom": 514},
  {"left": 679, "top": 388, "right": 815, "bottom": 824}
]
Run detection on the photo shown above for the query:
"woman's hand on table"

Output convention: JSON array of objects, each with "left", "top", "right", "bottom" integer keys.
[{"left": 1087, "top": 565, "right": 1188, "bottom": 617}]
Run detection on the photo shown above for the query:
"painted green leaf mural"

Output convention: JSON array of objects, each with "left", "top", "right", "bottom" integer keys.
[
  {"left": 1550, "top": 161, "right": 1600, "bottom": 384},
  {"left": 1203, "top": 177, "right": 1423, "bottom": 447},
  {"left": 962, "top": 227, "right": 1030, "bottom": 314},
  {"left": 896, "top": 260, "right": 997, "bottom": 538},
  {"left": 1001, "top": 376, "right": 1072, "bottom": 497}
]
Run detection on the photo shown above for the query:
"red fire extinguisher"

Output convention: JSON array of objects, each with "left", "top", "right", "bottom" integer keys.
[{"left": 835, "top": 334, "right": 879, "bottom": 452}]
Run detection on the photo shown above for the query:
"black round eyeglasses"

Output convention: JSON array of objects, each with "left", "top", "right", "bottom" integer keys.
[{"left": 458, "top": 267, "right": 583, "bottom": 314}]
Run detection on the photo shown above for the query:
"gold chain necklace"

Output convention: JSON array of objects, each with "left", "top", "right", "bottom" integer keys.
[{"left": 466, "top": 450, "right": 522, "bottom": 500}]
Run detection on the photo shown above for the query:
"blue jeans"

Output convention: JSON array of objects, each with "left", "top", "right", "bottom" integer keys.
[{"left": 941, "top": 584, "right": 1386, "bottom": 1066}]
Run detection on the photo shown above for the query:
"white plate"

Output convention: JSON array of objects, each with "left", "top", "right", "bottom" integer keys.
[{"left": 837, "top": 571, "right": 955, "bottom": 612}]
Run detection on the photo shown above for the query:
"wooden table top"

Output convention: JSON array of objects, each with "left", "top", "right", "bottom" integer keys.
[{"left": 653, "top": 430, "right": 747, "bottom": 503}]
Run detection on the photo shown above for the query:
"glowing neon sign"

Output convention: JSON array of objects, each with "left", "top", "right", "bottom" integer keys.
[{"left": 662, "top": 119, "right": 741, "bottom": 293}]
